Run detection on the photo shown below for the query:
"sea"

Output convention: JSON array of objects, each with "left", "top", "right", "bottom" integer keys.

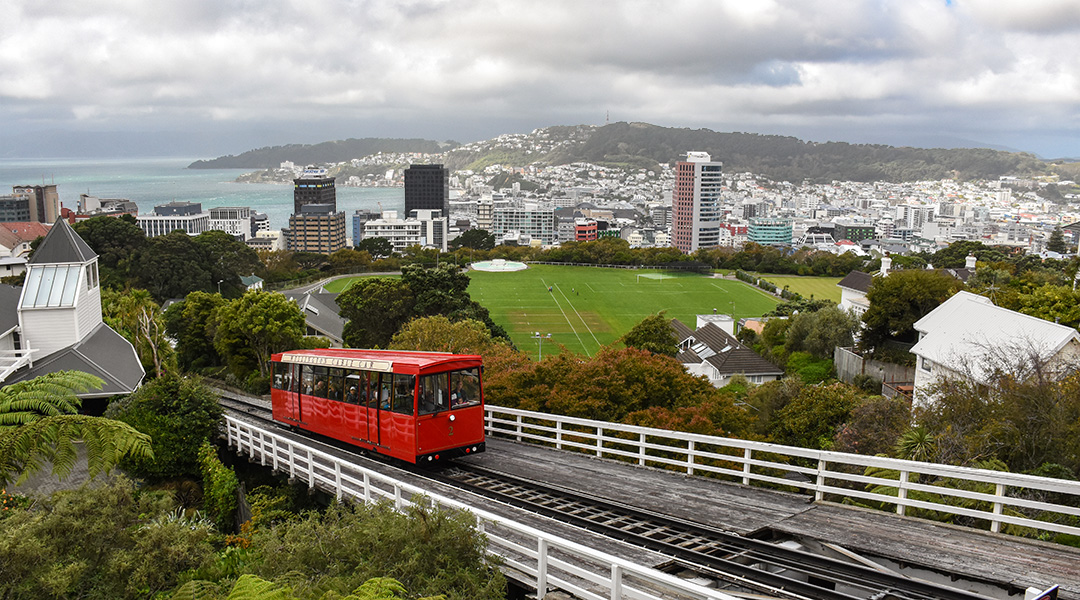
[{"left": 0, "top": 157, "right": 405, "bottom": 231}]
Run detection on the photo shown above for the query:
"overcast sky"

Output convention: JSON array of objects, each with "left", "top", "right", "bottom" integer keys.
[{"left": 3, "top": 0, "right": 1080, "bottom": 158}]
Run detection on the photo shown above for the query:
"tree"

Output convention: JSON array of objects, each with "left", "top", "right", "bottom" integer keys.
[
  {"left": 101, "top": 287, "right": 176, "bottom": 377},
  {"left": 192, "top": 229, "right": 262, "bottom": 297},
  {"left": 131, "top": 230, "right": 214, "bottom": 301},
  {"left": 390, "top": 316, "right": 507, "bottom": 355},
  {"left": 0, "top": 371, "right": 152, "bottom": 486},
  {"left": 860, "top": 270, "right": 962, "bottom": 350},
  {"left": 620, "top": 312, "right": 679, "bottom": 357},
  {"left": 72, "top": 214, "right": 146, "bottom": 287},
  {"left": 104, "top": 372, "right": 223, "bottom": 479},
  {"left": 769, "top": 382, "right": 862, "bottom": 450},
  {"left": 213, "top": 290, "right": 307, "bottom": 379},
  {"left": 1048, "top": 227, "right": 1067, "bottom": 254},
  {"left": 356, "top": 236, "right": 395, "bottom": 259},
  {"left": 451, "top": 228, "right": 496, "bottom": 251},
  {"left": 337, "top": 277, "right": 416, "bottom": 348},
  {"left": 164, "top": 291, "right": 226, "bottom": 371},
  {"left": 0, "top": 477, "right": 215, "bottom": 599},
  {"left": 784, "top": 305, "right": 859, "bottom": 360},
  {"left": 833, "top": 395, "right": 912, "bottom": 456},
  {"left": 330, "top": 247, "right": 373, "bottom": 271}
]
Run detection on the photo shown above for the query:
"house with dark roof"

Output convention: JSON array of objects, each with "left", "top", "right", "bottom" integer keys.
[
  {"left": 0, "top": 219, "right": 144, "bottom": 395},
  {"left": 670, "top": 317, "right": 784, "bottom": 387},
  {"left": 837, "top": 254, "right": 977, "bottom": 318},
  {"left": 283, "top": 290, "right": 346, "bottom": 347}
]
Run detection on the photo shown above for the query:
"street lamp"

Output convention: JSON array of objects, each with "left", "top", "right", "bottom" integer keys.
[
  {"left": 533, "top": 331, "right": 551, "bottom": 361},
  {"left": 217, "top": 280, "right": 223, "bottom": 295}
]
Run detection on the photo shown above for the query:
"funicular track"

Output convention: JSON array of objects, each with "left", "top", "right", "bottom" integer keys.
[
  {"left": 429, "top": 464, "right": 998, "bottom": 600},
  {"left": 212, "top": 389, "right": 1003, "bottom": 600}
]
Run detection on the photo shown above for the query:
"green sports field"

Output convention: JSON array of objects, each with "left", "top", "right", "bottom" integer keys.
[
  {"left": 468, "top": 265, "right": 778, "bottom": 358},
  {"left": 326, "top": 265, "right": 780, "bottom": 358}
]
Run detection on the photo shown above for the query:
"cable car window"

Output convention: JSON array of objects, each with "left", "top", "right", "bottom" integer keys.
[
  {"left": 272, "top": 362, "right": 285, "bottom": 390},
  {"left": 393, "top": 374, "right": 415, "bottom": 415},
  {"left": 345, "top": 370, "right": 362, "bottom": 404},
  {"left": 378, "top": 374, "right": 392, "bottom": 410},
  {"left": 450, "top": 368, "right": 481, "bottom": 408},
  {"left": 312, "top": 366, "right": 328, "bottom": 398},
  {"left": 419, "top": 372, "right": 449, "bottom": 415},
  {"left": 301, "top": 365, "right": 314, "bottom": 395},
  {"left": 328, "top": 368, "right": 343, "bottom": 401}
]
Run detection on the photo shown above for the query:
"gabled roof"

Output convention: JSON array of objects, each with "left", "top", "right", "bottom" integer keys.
[
  {"left": 671, "top": 319, "right": 783, "bottom": 377},
  {"left": 0, "top": 284, "right": 20, "bottom": 335},
  {"left": 28, "top": 218, "right": 96, "bottom": 265},
  {"left": 6, "top": 322, "right": 145, "bottom": 397},
  {"left": 837, "top": 270, "right": 873, "bottom": 293},
  {"left": 283, "top": 290, "right": 345, "bottom": 344},
  {"left": 0, "top": 222, "right": 52, "bottom": 254},
  {"left": 912, "top": 291, "right": 1080, "bottom": 383}
]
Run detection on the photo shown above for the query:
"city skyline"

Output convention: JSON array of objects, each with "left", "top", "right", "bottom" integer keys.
[{"left": 3, "top": 1, "right": 1080, "bottom": 159}]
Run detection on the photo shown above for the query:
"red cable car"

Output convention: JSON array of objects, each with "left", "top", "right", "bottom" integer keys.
[{"left": 269, "top": 349, "right": 486, "bottom": 463}]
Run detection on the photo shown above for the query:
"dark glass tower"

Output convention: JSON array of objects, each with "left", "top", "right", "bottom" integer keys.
[
  {"left": 404, "top": 164, "right": 449, "bottom": 217},
  {"left": 293, "top": 170, "right": 337, "bottom": 213}
]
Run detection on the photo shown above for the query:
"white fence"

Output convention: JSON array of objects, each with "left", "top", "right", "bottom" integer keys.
[
  {"left": 484, "top": 406, "right": 1080, "bottom": 539},
  {"left": 224, "top": 416, "right": 741, "bottom": 600}
]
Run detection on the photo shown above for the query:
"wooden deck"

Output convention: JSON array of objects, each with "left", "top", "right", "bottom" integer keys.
[{"left": 461, "top": 438, "right": 1080, "bottom": 600}]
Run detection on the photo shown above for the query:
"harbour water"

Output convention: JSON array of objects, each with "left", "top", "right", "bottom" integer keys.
[{"left": 0, "top": 157, "right": 404, "bottom": 231}]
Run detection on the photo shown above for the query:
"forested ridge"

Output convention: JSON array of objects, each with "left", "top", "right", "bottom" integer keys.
[{"left": 189, "top": 121, "right": 1050, "bottom": 182}]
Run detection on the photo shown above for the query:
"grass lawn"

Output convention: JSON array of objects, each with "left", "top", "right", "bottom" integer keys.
[
  {"left": 759, "top": 275, "right": 842, "bottom": 303},
  {"left": 469, "top": 265, "right": 778, "bottom": 358},
  {"left": 322, "top": 273, "right": 397, "bottom": 293},
  {"left": 323, "top": 265, "right": 780, "bottom": 358}
]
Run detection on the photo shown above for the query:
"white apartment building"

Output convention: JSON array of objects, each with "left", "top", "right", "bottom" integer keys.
[
  {"left": 363, "top": 210, "right": 448, "bottom": 253},
  {"left": 137, "top": 202, "right": 209, "bottom": 238},
  {"left": 208, "top": 206, "right": 252, "bottom": 240},
  {"left": 491, "top": 205, "right": 557, "bottom": 245}
]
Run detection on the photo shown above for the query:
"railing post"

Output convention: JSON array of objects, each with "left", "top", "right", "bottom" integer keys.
[
  {"left": 991, "top": 483, "right": 1005, "bottom": 533},
  {"left": 307, "top": 449, "right": 315, "bottom": 488},
  {"left": 516, "top": 415, "right": 523, "bottom": 442},
  {"left": 288, "top": 441, "right": 296, "bottom": 479},
  {"left": 556, "top": 420, "right": 563, "bottom": 450},
  {"left": 897, "top": 470, "right": 909, "bottom": 516},
  {"left": 394, "top": 485, "right": 402, "bottom": 510},
  {"left": 271, "top": 436, "right": 279, "bottom": 470},
  {"left": 638, "top": 433, "right": 647, "bottom": 466},
  {"left": 596, "top": 427, "right": 604, "bottom": 457},
  {"left": 363, "top": 472, "right": 371, "bottom": 504},
  {"left": 334, "top": 462, "right": 343, "bottom": 501},
  {"left": 536, "top": 539, "right": 548, "bottom": 600},
  {"left": 259, "top": 432, "right": 267, "bottom": 466},
  {"left": 611, "top": 564, "right": 623, "bottom": 600},
  {"left": 742, "top": 447, "right": 752, "bottom": 485},
  {"left": 815, "top": 458, "right": 827, "bottom": 501},
  {"left": 687, "top": 440, "right": 695, "bottom": 475}
]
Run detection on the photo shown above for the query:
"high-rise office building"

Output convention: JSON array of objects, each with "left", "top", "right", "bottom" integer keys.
[
  {"left": 672, "top": 152, "right": 723, "bottom": 253},
  {"left": 404, "top": 164, "right": 449, "bottom": 216},
  {"left": 11, "top": 185, "right": 60, "bottom": 224},
  {"left": 284, "top": 167, "right": 345, "bottom": 253},
  {"left": 293, "top": 168, "right": 337, "bottom": 213}
]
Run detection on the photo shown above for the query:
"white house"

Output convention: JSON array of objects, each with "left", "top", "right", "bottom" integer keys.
[
  {"left": 670, "top": 318, "right": 784, "bottom": 387},
  {"left": 0, "top": 219, "right": 144, "bottom": 395},
  {"left": 910, "top": 291, "right": 1080, "bottom": 405}
]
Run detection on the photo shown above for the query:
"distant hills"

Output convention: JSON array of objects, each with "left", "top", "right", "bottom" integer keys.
[
  {"left": 187, "top": 138, "right": 454, "bottom": 169},
  {"left": 189, "top": 122, "right": 1052, "bottom": 183}
]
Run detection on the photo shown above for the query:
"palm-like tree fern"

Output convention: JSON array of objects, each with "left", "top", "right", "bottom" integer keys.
[{"left": 0, "top": 370, "right": 152, "bottom": 485}]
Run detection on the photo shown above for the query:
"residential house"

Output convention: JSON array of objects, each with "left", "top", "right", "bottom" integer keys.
[
  {"left": 910, "top": 291, "right": 1080, "bottom": 405},
  {"left": 670, "top": 317, "right": 784, "bottom": 387},
  {"left": 0, "top": 219, "right": 144, "bottom": 395}
]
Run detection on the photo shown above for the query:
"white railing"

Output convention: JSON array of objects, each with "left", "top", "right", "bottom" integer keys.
[
  {"left": 485, "top": 406, "right": 1080, "bottom": 539},
  {"left": 224, "top": 416, "right": 741, "bottom": 600},
  {"left": 0, "top": 348, "right": 35, "bottom": 384}
]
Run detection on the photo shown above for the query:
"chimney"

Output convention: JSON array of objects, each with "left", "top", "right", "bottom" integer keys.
[
  {"left": 965, "top": 254, "right": 977, "bottom": 270},
  {"left": 880, "top": 255, "right": 892, "bottom": 277}
]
